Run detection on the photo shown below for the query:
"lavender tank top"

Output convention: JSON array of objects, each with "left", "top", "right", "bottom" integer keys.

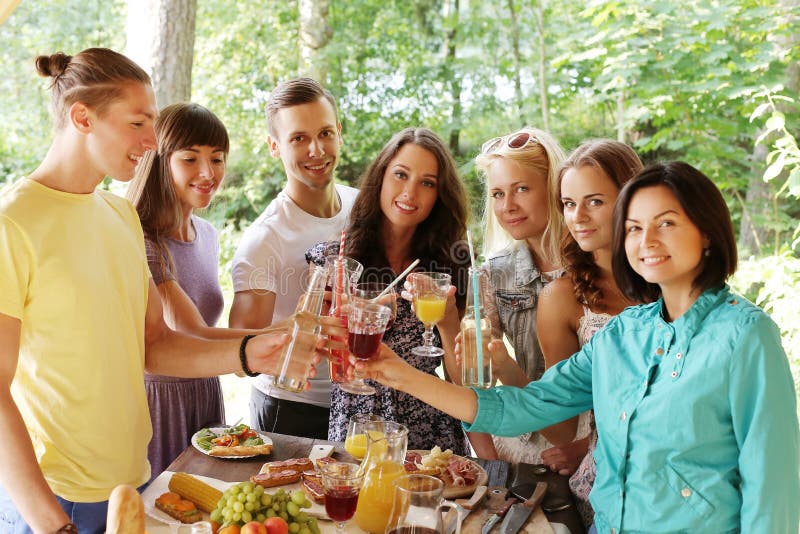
[{"left": 145, "top": 215, "right": 223, "bottom": 326}]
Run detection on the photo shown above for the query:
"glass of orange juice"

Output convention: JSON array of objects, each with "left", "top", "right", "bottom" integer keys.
[
  {"left": 408, "top": 272, "right": 451, "bottom": 357},
  {"left": 344, "top": 413, "right": 384, "bottom": 460}
]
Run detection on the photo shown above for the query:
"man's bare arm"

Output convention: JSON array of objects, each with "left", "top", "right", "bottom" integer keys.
[
  {"left": 229, "top": 290, "right": 276, "bottom": 329},
  {"left": 0, "top": 312, "right": 70, "bottom": 532}
]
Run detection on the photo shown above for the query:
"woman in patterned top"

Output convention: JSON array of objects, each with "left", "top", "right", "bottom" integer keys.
[
  {"left": 536, "top": 140, "right": 643, "bottom": 527},
  {"left": 307, "top": 127, "right": 471, "bottom": 454}
]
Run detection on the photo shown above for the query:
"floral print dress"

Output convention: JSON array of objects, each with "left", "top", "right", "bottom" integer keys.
[{"left": 306, "top": 242, "right": 470, "bottom": 456}]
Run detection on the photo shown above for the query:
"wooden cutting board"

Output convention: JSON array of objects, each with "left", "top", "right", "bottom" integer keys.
[{"left": 459, "top": 505, "right": 553, "bottom": 534}]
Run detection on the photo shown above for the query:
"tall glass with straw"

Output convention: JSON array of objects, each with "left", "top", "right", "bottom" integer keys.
[{"left": 459, "top": 231, "right": 492, "bottom": 388}]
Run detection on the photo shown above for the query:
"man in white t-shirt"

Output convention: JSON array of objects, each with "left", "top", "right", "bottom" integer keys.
[{"left": 229, "top": 78, "right": 358, "bottom": 439}]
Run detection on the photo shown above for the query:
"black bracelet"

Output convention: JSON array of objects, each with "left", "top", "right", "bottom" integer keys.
[
  {"left": 240, "top": 334, "right": 259, "bottom": 377},
  {"left": 52, "top": 524, "right": 78, "bottom": 534}
]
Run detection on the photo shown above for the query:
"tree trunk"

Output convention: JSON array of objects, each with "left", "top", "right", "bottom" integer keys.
[
  {"left": 506, "top": 0, "right": 525, "bottom": 127},
  {"left": 443, "top": 0, "right": 461, "bottom": 155},
  {"left": 298, "top": 0, "right": 333, "bottom": 81},
  {"left": 125, "top": 0, "right": 196, "bottom": 107},
  {"left": 533, "top": 1, "right": 549, "bottom": 131},
  {"left": 616, "top": 90, "right": 625, "bottom": 142}
]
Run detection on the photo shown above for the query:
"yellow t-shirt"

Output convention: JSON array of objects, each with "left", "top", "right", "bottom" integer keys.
[{"left": 0, "top": 179, "right": 152, "bottom": 502}]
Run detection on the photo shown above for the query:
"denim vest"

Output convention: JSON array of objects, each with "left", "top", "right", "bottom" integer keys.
[{"left": 486, "top": 244, "right": 561, "bottom": 381}]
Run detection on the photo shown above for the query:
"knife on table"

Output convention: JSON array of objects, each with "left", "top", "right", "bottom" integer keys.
[
  {"left": 444, "top": 485, "right": 488, "bottom": 534},
  {"left": 497, "top": 482, "right": 548, "bottom": 534},
  {"left": 481, "top": 495, "right": 518, "bottom": 534}
]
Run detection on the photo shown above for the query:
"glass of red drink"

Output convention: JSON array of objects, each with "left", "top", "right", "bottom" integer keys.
[
  {"left": 352, "top": 282, "right": 397, "bottom": 332},
  {"left": 320, "top": 462, "right": 364, "bottom": 533},
  {"left": 341, "top": 299, "right": 391, "bottom": 396}
]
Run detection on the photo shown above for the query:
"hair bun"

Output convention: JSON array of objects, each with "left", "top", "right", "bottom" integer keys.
[{"left": 35, "top": 52, "right": 72, "bottom": 78}]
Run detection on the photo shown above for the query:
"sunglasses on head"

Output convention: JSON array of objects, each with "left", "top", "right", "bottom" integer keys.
[{"left": 480, "top": 130, "right": 539, "bottom": 154}]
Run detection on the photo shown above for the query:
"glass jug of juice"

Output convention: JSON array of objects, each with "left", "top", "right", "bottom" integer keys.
[{"left": 353, "top": 420, "right": 408, "bottom": 533}]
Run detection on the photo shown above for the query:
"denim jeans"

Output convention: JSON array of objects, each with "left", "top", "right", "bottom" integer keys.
[{"left": 0, "top": 483, "right": 147, "bottom": 534}]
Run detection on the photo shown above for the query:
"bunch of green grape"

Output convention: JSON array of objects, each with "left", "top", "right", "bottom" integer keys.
[{"left": 210, "top": 481, "right": 320, "bottom": 533}]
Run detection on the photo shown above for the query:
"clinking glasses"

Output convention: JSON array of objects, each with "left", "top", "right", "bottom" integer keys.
[{"left": 480, "top": 130, "right": 539, "bottom": 154}]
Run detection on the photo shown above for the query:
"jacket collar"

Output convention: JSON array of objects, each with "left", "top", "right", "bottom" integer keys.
[
  {"left": 512, "top": 244, "right": 542, "bottom": 287},
  {"left": 654, "top": 284, "right": 730, "bottom": 336}
]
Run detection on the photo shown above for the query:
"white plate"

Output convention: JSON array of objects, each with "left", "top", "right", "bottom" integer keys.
[
  {"left": 408, "top": 450, "right": 489, "bottom": 499},
  {"left": 191, "top": 427, "right": 274, "bottom": 459},
  {"left": 143, "top": 471, "right": 220, "bottom": 529},
  {"left": 143, "top": 470, "right": 330, "bottom": 531}
]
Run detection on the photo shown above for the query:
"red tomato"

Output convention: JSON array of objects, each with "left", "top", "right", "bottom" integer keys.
[{"left": 263, "top": 517, "right": 289, "bottom": 534}]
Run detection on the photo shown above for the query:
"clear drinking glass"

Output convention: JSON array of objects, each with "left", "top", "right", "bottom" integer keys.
[
  {"left": 352, "top": 282, "right": 398, "bottom": 332},
  {"left": 408, "top": 272, "right": 451, "bottom": 358},
  {"left": 340, "top": 299, "right": 392, "bottom": 396},
  {"left": 344, "top": 413, "right": 384, "bottom": 460},
  {"left": 320, "top": 462, "right": 364, "bottom": 534}
]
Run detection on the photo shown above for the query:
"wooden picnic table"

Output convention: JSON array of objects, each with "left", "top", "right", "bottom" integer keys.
[{"left": 144, "top": 432, "right": 585, "bottom": 534}]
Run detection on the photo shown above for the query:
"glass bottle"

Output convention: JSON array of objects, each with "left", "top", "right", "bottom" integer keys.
[
  {"left": 274, "top": 264, "right": 327, "bottom": 392},
  {"left": 325, "top": 256, "right": 363, "bottom": 383},
  {"left": 460, "top": 267, "right": 492, "bottom": 388},
  {"left": 353, "top": 420, "right": 408, "bottom": 533}
]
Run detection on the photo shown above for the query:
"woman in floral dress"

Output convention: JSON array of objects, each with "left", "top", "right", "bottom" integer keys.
[{"left": 307, "top": 127, "right": 470, "bottom": 455}]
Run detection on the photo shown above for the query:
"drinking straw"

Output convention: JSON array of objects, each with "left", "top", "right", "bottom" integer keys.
[
  {"left": 373, "top": 258, "right": 421, "bottom": 301},
  {"left": 335, "top": 230, "right": 346, "bottom": 312},
  {"left": 466, "top": 230, "right": 484, "bottom": 385}
]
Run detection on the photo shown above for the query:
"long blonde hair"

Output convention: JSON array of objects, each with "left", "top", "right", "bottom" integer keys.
[{"left": 475, "top": 127, "right": 566, "bottom": 265}]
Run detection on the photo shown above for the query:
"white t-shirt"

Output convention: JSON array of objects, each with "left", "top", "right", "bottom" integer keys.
[{"left": 231, "top": 182, "right": 359, "bottom": 406}]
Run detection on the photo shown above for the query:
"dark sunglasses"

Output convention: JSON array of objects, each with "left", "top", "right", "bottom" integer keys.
[{"left": 480, "top": 131, "right": 539, "bottom": 154}]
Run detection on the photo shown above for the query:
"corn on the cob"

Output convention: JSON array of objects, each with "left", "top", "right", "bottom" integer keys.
[{"left": 168, "top": 472, "right": 222, "bottom": 513}]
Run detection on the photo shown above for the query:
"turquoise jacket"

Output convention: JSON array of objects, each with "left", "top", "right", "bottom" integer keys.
[{"left": 465, "top": 285, "right": 800, "bottom": 533}]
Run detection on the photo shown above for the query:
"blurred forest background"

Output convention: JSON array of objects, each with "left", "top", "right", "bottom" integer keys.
[{"left": 2, "top": 0, "right": 799, "bottom": 405}]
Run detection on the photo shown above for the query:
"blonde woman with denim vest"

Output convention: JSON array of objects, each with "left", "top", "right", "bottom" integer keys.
[{"left": 463, "top": 127, "right": 592, "bottom": 465}]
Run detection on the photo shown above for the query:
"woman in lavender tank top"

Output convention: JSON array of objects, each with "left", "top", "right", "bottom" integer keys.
[
  {"left": 127, "top": 104, "right": 260, "bottom": 478},
  {"left": 536, "top": 140, "right": 644, "bottom": 527}
]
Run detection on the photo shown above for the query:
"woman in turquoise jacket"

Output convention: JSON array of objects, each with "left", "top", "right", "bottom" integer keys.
[{"left": 358, "top": 161, "right": 800, "bottom": 533}]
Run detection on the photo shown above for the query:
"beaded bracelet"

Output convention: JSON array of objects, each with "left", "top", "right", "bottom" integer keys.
[
  {"left": 239, "top": 334, "right": 259, "bottom": 377},
  {"left": 52, "top": 524, "right": 78, "bottom": 534}
]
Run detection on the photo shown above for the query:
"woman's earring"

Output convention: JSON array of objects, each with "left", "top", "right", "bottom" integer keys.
[{"left": 704, "top": 248, "right": 711, "bottom": 257}]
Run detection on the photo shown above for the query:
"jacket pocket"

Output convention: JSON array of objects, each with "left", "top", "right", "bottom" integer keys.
[
  {"left": 495, "top": 290, "right": 536, "bottom": 330},
  {"left": 660, "top": 462, "right": 715, "bottom": 517}
]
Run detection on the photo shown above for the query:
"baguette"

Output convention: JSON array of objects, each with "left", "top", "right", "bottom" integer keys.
[
  {"left": 105, "top": 485, "right": 145, "bottom": 534},
  {"left": 258, "top": 457, "right": 313, "bottom": 474},
  {"left": 208, "top": 443, "right": 273, "bottom": 457},
  {"left": 301, "top": 472, "right": 325, "bottom": 504},
  {"left": 154, "top": 492, "right": 203, "bottom": 524},
  {"left": 315, "top": 456, "right": 338, "bottom": 470},
  {"left": 251, "top": 469, "right": 301, "bottom": 488}
]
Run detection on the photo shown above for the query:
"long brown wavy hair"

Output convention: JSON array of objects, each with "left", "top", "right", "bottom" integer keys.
[
  {"left": 345, "top": 127, "right": 470, "bottom": 307},
  {"left": 127, "top": 103, "right": 229, "bottom": 275},
  {"left": 557, "top": 140, "right": 643, "bottom": 309}
]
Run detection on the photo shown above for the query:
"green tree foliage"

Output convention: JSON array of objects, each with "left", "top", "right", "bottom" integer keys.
[
  {"left": 0, "top": 1, "right": 126, "bottom": 184},
  {"left": 1, "top": 0, "right": 798, "bottom": 384}
]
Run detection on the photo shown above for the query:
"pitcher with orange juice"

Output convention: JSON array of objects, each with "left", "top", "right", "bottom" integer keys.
[{"left": 353, "top": 420, "right": 408, "bottom": 533}]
